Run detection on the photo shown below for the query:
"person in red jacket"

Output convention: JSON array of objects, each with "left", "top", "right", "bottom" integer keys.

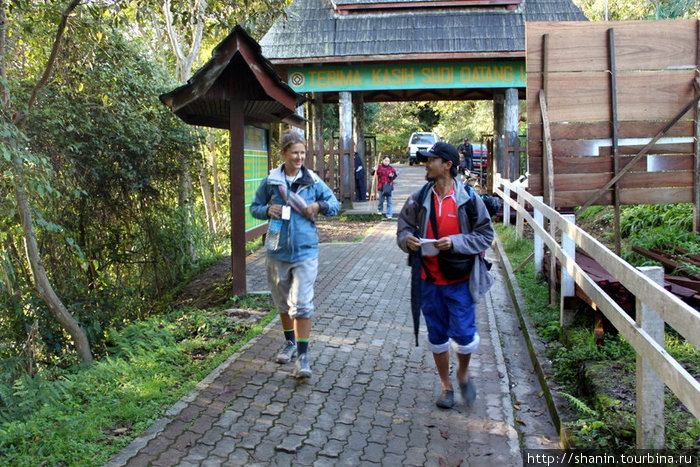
[{"left": 372, "top": 156, "right": 398, "bottom": 219}]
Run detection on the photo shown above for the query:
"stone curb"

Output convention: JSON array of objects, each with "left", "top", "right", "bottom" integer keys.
[{"left": 493, "top": 234, "right": 572, "bottom": 448}]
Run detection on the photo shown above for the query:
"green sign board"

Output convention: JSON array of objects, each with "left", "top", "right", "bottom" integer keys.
[
  {"left": 288, "top": 61, "right": 525, "bottom": 93},
  {"left": 244, "top": 126, "right": 268, "bottom": 232}
]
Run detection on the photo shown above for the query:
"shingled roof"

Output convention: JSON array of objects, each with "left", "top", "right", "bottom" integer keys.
[{"left": 260, "top": 0, "right": 587, "bottom": 63}]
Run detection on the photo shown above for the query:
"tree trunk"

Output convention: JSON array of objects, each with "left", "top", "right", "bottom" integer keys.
[
  {"left": 0, "top": 0, "right": 92, "bottom": 363},
  {"left": 197, "top": 156, "right": 216, "bottom": 233},
  {"left": 12, "top": 155, "right": 93, "bottom": 362}
]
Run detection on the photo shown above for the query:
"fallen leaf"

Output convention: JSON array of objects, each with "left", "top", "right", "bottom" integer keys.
[
  {"left": 440, "top": 429, "right": 449, "bottom": 439},
  {"left": 516, "top": 419, "right": 527, "bottom": 426}
]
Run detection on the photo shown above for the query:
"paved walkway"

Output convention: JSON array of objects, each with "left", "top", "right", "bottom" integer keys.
[{"left": 107, "top": 165, "right": 558, "bottom": 466}]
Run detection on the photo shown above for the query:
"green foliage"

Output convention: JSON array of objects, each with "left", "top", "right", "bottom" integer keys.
[
  {"left": 619, "top": 204, "right": 698, "bottom": 269},
  {"left": 619, "top": 204, "right": 693, "bottom": 237},
  {"left": 559, "top": 391, "right": 597, "bottom": 417},
  {"left": 413, "top": 103, "right": 440, "bottom": 130},
  {"left": 575, "top": 205, "right": 605, "bottom": 221},
  {"left": 0, "top": 295, "right": 276, "bottom": 466},
  {"left": 434, "top": 100, "right": 501, "bottom": 146},
  {"left": 572, "top": 0, "right": 699, "bottom": 20},
  {"left": 494, "top": 225, "right": 560, "bottom": 341}
]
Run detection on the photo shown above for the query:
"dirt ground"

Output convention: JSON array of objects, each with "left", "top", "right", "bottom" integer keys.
[{"left": 175, "top": 217, "right": 380, "bottom": 309}]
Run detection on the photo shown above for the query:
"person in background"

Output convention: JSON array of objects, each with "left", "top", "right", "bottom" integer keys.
[
  {"left": 372, "top": 156, "right": 398, "bottom": 219},
  {"left": 354, "top": 152, "right": 367, "bottom": 201},
  {"left": 250, "top": 130, "right": 340, "bottom": 379},
  {"left": 458, "top": 137, "right": 474, "bottom": 174},
  {"left": 396, "top": 142, "right": 494, "bottom": 409}
]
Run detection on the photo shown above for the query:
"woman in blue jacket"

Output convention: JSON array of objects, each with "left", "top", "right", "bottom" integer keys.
[{"left": 250, "top": 130, "right": 339, "bottom": 379}]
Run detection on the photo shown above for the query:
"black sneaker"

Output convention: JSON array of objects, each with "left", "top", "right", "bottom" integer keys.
[
  {"left": 460, "top": 379, "right": 476, "bottom": 406},
  {"left": 435, "top": 390, "right": 454, "bottom": 409},
  {"left": 294, "top": 353, "right": 312, "bottom": 379},
  {"left": 275, "top": 340, "right": 296, "bottom": 363}
]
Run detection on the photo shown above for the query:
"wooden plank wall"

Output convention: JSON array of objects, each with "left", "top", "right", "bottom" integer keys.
[{"left": 526, "top": 20, "right": 698, "bottom": 208}]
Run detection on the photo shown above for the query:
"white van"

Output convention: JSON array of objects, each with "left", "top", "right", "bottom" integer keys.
[{"left": 406, "top": 132, "right": 439, "bottom": 166}]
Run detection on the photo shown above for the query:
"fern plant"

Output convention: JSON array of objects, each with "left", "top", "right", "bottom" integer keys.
[{"left": 559, "top": 391, "right": 597, "bottom": 417}]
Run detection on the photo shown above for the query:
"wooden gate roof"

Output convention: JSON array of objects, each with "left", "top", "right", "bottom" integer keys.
[
  {"left": 259, "top": 0, "right": 587, "bottom": 64},
  {"left": 160, "top": 25, "right": 305, "bottom": 129}
]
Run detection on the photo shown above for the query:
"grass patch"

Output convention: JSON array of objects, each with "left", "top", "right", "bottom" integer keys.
[
  {"left": 337, "top": 213, "right": 384, "bottom": 222},
  {"left": 0, "top": 294, "right": 276, "bottom": 466}
]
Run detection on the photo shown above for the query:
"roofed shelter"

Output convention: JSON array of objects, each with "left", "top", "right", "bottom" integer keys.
[
  {"left": 259, "top": 0, "right": 586, "bottom": 199},
  {"left": 160, "top": 25, "right": 306, "bottom": 295}
]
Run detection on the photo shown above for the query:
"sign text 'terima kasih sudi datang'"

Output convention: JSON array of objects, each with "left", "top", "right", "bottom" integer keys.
[{"left": 288, "top": 61, "right": 526, "bottom": 92}]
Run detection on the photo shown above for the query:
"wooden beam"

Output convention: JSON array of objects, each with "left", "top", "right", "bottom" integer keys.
[
  {"left": 230, "top": 93, "right": 247, "bottom": 296},
  {"left": 608, "top": 28, "right": 622, "bottom": 255},
  {"left": 268, "top": 51, "right": 525, "bottom": 66},
  {"left": 540, "top": 33, "right": 557, "bottom": 309},
  {"left": 695, "top": 20, "right": 700, "bottom": 232}
]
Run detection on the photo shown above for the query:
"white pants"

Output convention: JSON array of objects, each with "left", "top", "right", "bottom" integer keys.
[{"left": 266, "top": 257, "right": 318, "bottom": 319}]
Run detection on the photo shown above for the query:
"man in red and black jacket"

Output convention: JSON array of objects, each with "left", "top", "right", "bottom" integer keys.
[
  {"left": 397, "top": 142, "right": 494, "bottom": 409},
  {"left": 372, "top": 156, "right": 398, "bottom": 219}
]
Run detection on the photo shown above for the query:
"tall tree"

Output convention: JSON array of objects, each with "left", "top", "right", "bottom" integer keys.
[{"left": 0, "top": 0, "right": 92, "bottom": 362}]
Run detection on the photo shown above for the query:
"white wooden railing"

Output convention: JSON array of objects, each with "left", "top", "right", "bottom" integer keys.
[{"left": 493, "top": 173, "right": 700, "bottom": 449}]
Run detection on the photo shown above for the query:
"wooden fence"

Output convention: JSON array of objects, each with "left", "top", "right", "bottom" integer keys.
[{"left": 494, "top": 173, "right": 700, "bottom": 449}]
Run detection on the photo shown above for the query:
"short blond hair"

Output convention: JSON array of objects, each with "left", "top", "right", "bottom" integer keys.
[{"left": 281, "top": 130, "right": 306, "bottom": 152}]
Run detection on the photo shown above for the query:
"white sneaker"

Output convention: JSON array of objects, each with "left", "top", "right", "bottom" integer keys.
[
  {"left": 275, "top": 340, "right": 296, "bottom": 363},
  {"left": 294, "top": 353, "right": 312, "bottom": 379}
]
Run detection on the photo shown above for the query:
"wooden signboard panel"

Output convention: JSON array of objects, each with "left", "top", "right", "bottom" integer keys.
[
  {"left": 555, "top": 187, "right": 693, "bottom": 207},
  {"left": 528, "top": 154, "right": 695, "bottom": 176},
  {"left": 529, "top": 120, "right": 695, "bottom": 142},
  {"left": 528, "top": 141, "right": 694, "bottom": 158},
  {"left": 526, "top": 20, "right": 698, "bottom": 209},
  {"left": 527, "top": 70, "right": 696, "bottom": 124},
  {"left": 527, "top": 20, "right": 697, "bottom": 73}
]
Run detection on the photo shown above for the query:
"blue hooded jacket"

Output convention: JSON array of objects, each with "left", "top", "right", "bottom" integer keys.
[{"left": 250, "top": 165, "right": 339, "bottom": 262}]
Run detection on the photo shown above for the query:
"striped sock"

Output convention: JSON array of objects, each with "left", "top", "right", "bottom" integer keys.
[
  {"left": 284, "top": 329, "right": 295, "bottom": 343},
  {"left": 296, "top": 339, "right": 309, "bottom": 355}
]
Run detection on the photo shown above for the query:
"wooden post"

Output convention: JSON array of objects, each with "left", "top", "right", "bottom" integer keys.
[
  {"left": 560, "top": 214, "right": 576, "bottom": 326},
  {"left": 503, "top": 185, "right": 511, "bottom": 227},
  {"left": 515, "top": 183, "right": 525, "bottom": 240},
  {"left": 695, "top": 20, "right": 700, "bottom": 233},
  {"left": 369, "top": 154, "right": 379, "bottom": 201},
  {"left": 339, "top": 91, "right": 353, "bottom": 208},
  {"left": 353, "top": 92, "right": 365, "bottom": 203},
  {"left": 229, "top": 93, "right": 247, "bottom": 296},
  {"left": 534, "top": 196, "right": 544, "bottom": 278},
  {"left": 506, "top": 88, "right": 519, "bottom": 181},
  {"left": 608, "top": 28, "right": 622, "bottom": 255},
  {"left": 493, "top": 90, "right": 505, "bottom": 177},
  {"left": 539, "top": 90, "right": 557, "bottom": 309},
  {"left": 541, "top": 34, "right": 557, "bottom": 308},
  {"left": 636, "top": 266, "right": 666, "bottom": 449},
  {"left": 312, "top": 92, "right": 324, "bottom": 177}
]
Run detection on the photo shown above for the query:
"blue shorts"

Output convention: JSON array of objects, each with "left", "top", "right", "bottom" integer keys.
[{"left": 421, "top": 279, "right": 479, "bottom": 354}]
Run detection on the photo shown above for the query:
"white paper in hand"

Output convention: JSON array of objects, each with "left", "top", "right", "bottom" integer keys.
[{"left": 420, "top": 239, "right": 439, "bottom": 256}]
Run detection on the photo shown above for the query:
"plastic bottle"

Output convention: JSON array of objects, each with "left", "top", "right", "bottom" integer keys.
[{"left": 265, "top": 219, "right": 283, "bottom": 251}]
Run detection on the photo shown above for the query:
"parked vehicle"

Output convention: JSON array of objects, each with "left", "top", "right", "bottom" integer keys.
[
  {"left": 471, "top": 142, "right": 488, "bottom": 184},
  {"left": 406, "top": 132, "right": 439, "bottom": 165},
  {"left": 471, "top": 142, "right": 487, "bottom": 170}
]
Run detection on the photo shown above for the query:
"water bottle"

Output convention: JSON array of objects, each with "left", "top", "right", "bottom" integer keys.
[{"left": 265, "top": 219, "right": 283, "bottom": 251}]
